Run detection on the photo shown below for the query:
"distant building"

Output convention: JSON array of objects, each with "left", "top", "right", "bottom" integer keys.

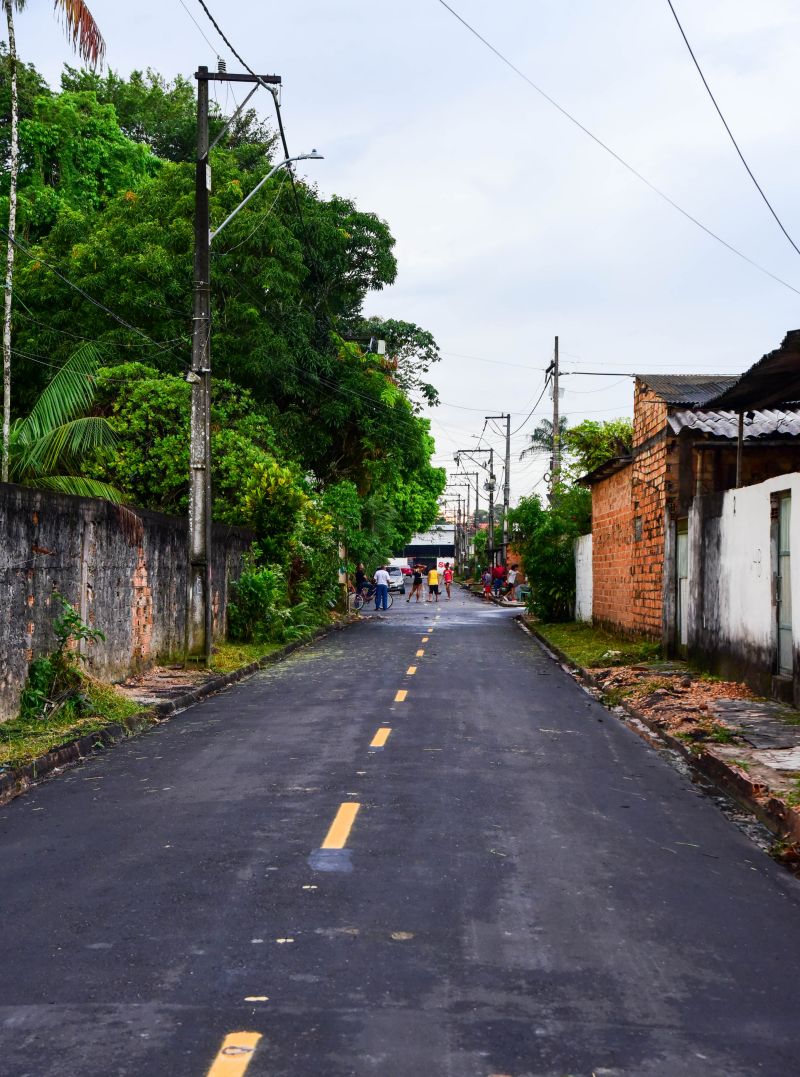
[{"left": 403, "top": 525, "right": 455, "bottom": 569}]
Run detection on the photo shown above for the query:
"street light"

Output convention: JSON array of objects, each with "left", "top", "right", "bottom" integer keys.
[{"left": 210, "top": 151, "right": 324, "bottom": 242}]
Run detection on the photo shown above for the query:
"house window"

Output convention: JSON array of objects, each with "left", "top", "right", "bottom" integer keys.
[{"left": 634, "top": 516, "right": 643, "bottom": 542}]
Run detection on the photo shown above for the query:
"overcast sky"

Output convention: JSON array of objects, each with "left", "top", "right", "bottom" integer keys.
[{"left": 14, "top": 0, "right": 800, "bottom": 505}]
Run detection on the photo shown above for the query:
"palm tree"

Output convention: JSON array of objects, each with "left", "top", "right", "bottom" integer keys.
[
  {"left": 2, "top": 0, "right": 105, "bottom": 482},
  {"left": 519, "top": 417, "right": 569, "bottom": 461},
  {"left": 10, "top": 343, "right": 121, "bottom": 499}
]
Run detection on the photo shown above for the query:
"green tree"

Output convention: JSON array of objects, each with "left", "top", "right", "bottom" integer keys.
[
  {"left": 563, "top": 417, "right": 633, "bottom": 477},
  {"left": 3, "top": 0, "right": 105, "bottom": 482},
  {"left": 357, "top": 316, "right": 441, "bottom": 408},
  {"left": 60, "top": 65, "right": 275, "bottom": 164},
  {"left": 510, "top": 484, "right": 591, "bottom": 621}
]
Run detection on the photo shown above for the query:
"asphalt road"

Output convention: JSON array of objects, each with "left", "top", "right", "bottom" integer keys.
[{"left": 2, "top": 587, "right": 800, "bottom": 1077}]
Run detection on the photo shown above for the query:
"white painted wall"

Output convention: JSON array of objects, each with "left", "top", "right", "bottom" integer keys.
[
  {"left": 574, "top": 533, "right": 593, "bottom": 622},
  {"left": 692, "top": 472, "right": 800, "bottom": 657}
]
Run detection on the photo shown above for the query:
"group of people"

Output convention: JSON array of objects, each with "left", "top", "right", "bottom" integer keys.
[
  {"left": 406, "top": 562, "right": 453, "bottom": 603},
  {"left": 352, "top": 562, "right": 455, "bottom": 611},
  {"left": 481, "top": 562, "right": 521, "bottom": 603}
]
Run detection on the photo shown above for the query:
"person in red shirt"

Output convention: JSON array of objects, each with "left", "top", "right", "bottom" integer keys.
[
  {"left": 491, "top": 563, "right": 505, "bottom": 597},
  {"left": 442, "top": 562, "right": 454, "bottom": 599}
]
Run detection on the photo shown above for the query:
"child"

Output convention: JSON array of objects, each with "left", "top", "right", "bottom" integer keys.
[{"left": 481, "top": 568, "right": 492, "bottom": 601}]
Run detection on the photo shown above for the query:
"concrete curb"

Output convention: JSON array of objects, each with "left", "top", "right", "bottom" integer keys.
[
  {"left": 0, "top": 618, "right": 355, "bottom": 809},
  {"left": 518, "top": 616, "right": 800, "bottom": 852}
]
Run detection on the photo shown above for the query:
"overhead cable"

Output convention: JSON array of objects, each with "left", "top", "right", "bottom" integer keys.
[
  {"left": 433, "top": 0, "right": 800, "bottom": 298},
  {"left": 664, "top": 0, "right": 800, "bottom": 259}
]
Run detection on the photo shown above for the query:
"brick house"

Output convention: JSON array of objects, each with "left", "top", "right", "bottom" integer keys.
[{"left": 582, "top": 366, "right": 800, "bottom": 649}]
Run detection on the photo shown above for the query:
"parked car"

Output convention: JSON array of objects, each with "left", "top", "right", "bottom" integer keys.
[{"left": 386, "top": 565, "right": 406, "bottom": 593}]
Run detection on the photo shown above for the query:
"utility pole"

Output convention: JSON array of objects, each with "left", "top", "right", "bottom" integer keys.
[
  {"left": 551, "top": 335, "right": 561, "bottom": 499},
  {"left": 454, "top": 450, "right": 494, "bottom": 564},
  {"left": 186, "top": 64, "right": 283, "bottom": 662},
  {"left": 486, "top": 413, "right": 511, "bottom": 564}
]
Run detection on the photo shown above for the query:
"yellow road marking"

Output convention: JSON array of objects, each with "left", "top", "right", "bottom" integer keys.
[
  {"left": 370, "top": 727, "right": 392, "bottom": 748},
  {"left": 394, "top": 689, "right": 408, "bottom": 702},
  {"left": 421, "top": 636, "right": 429, "bottom": 642},
  {"left": 206, "top": 1032, "right": 262, "bottom": 1077},
  {"left": 416, "top": 649, "right": 424, "bottom": 657},
  {"left": 406, "top": 666, "right": 417, "bottom": 675},
  {"left": 321, "top": 802, "right": 360, "bottom": 849}
]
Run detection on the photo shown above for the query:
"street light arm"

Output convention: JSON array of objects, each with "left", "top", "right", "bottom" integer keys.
[{"left": 210, "top": 152, "right": 323, "bottom": 242}]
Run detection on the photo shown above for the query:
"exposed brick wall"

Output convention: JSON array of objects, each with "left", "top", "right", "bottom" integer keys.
[
  {"left": 591, "top": 382, "right": 669, "bottom": 640},
  {"left": 591, "top": 464, "right": 635, "bottom": 630}
]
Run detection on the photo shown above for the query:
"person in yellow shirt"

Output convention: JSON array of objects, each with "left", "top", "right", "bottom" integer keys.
[{"left": 426, "top": 565, "right": 440, "bottom": 603}]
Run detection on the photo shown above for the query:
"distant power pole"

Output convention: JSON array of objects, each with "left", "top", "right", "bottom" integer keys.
[
  {"left": 487, "top": 413, "right": 511, "bottom": 564},
  {"left": 551, "top": 335, "right": 561, "bottom": 499}
]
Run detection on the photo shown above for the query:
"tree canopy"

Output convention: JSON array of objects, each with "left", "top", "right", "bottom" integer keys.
[{"left": 5, "top": 62, "right": 445, "bottom": 628}]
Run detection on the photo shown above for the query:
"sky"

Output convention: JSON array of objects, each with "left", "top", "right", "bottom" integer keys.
[{"left": 13, "top": 0, "right": 800, "bottom": 507}]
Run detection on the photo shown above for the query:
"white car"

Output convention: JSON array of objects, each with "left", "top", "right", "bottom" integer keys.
[{"left": 386, "top": 566, "right": 406, "bottom": 593}]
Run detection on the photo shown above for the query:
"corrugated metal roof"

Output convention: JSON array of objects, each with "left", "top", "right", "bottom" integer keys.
[
  {"left": 636, "top": 374, "right": 739, "bottom": 406},
  {"left": 704, "top": 330, "right": 800, "bottom": 410},
  {"left": 668, "top": 409, "right": 800, "bottom": 439}
]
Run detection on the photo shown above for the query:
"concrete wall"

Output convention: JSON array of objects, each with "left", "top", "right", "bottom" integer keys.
[
  {"left": 0, "top": 483, "right": 252, "bottom": 720},
  {"left": 574, "top": 534, "right": 592, "bottom": 622},
  {"left": 687, "top": 472, "right": 800, "bottom": 699}
]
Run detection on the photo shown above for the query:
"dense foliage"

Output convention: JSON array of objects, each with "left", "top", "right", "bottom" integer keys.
[
  {"left": 510, "top": 484, "right": 591, "bottom": 621},
  {"left": 3, "top": 62, "right": 445, "bottom": 641}
]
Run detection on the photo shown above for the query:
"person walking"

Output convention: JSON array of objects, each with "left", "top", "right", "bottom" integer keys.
[
  {"left": 503, "top": 563, "right": 519, "bottom": 602},
  {"left": 407, "top": 563, "right": 424, "bottom": 603},
  {"left": 373, "top": 565, "right": 390, "bottom": 611},
  {"left": 491, "top": 562, "right": 505, "bottom": 598},
  {"left": 443, "top": 562, "right": 454, "bottom": 599},
  {"left": 426, "top": 564, "right": 440, "bottom": 603}
]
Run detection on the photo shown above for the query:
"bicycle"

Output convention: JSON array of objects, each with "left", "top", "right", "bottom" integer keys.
[{"left": 347, "top": 584, "right": 394, "bottom": 612}]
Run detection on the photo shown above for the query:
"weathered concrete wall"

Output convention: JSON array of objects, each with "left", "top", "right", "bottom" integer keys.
[
  {"left": 0, "top": 483, "right": 252, "bottom": 720},
  {"left": 574, "top": 534, "right": 592, "bottom": 622},
  {"left": 687, "top": 473, "right": 800, "bottom": 700}
]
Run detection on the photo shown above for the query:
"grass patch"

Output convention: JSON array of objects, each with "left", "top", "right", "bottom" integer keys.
[
  {"left": 535, "top": 622, "right": 661, "bottom": 669},
  {"left": 0, "top": 678, "right": 141, "bottom": 770},
  {"left": 209, "top": 640, "right": 286, "bottom": 674}
]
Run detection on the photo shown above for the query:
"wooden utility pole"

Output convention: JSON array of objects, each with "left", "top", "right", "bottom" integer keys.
[{"left": 550, "top": 335, "right": 561, "bottom": 501}]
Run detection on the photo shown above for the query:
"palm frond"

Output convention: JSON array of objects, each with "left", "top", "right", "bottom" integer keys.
[
  {"left": 16, "top": 344, "right": 104, "bottom": 446},
  {"left": 23, "top": 474, "right": 122, "bottom": 502},
  {"left": 54, "top": 0, "right": 106, "bottom": 67},
  {"left": 12, "top": 417, "right": 115, "bottom": 479}
]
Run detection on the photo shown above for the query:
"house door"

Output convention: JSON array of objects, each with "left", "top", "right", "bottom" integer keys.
[
  {"left": 777, "top": 494, "right": 793, "bottom": 677},
  {"left": 676, "top": 519, "right": 689, "bottom": 651}
]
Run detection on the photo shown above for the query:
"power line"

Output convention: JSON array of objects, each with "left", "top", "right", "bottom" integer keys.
[
  {"left": 509, "top": 378, "right": 549, "bottom": 436},
  {"left": 433, "top": 0, "right": 800, "bottom": 298},
  {"left": 1, "top": 227, "right": 184, "bottom": 360},
  {"left": 664, "top": 0, "right": 800, "bottom": 259},
  {"left": 176, "top": 0, "right": 221, "bottom": 56}
]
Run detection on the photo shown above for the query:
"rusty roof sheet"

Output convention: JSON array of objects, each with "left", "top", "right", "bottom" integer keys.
[
  {"left": 704, "top": 330, "right": 800, "bottom": 410},
  {"left": 668, "top": 408, "right": 800, "bottom": 439},
  {"left": 635, "top": 374, "right": 738, "bottom": 406}
]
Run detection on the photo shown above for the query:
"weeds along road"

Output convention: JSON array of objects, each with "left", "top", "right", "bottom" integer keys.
[{"left": 2, "top": 587, "right": 800, "bottom": 1076}]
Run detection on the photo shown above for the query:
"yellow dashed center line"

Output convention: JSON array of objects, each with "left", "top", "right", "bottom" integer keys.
[
  {"left": 370, "top": 727, "right": 392, "bottom": 748},
  {"left": 421, "top": 636, "right": 429, "bottom": 642},
  {"left": 321, "top": 802, "right": 361, "bottom": 849},
  {"left": 416, "top": 649, "right": 425, "bottom": 657},
  {"left": 406, "top": 666, "right": 417, "bottom": 675},
  {"left": 206, "top": 1032, "right": 262, "bottom": 1077},
  {"left": 394, "top": 689, "right": 408, "bottom": 702}
]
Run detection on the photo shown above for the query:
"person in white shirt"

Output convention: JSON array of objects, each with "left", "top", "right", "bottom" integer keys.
[{"left": 373, "top": 566, "right": 391, "bottom": 610}]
